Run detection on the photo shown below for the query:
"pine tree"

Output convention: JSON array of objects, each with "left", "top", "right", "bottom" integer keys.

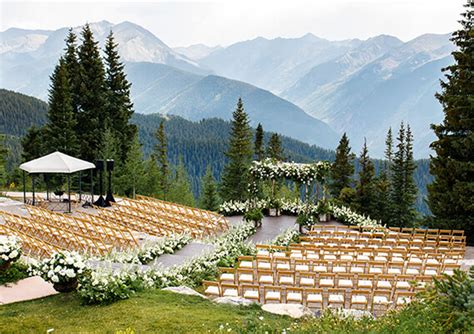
[
  {"left": 384, "top": 127, "right": 393, "bottom": 175},
  {"left": 0, "top": 135, "right": 8, "bottom": 186},
  {"left": 390, "top": 122, "right": 418, "bottom": 227},
  {"left": 63, "top": 29, "right": 80, "bottom": 115},
  {"left": 354, "top": 139, "right": 376, "bottom": 217},
  {"left": 104, "top": 31, "right": 136, "bottom": 162},
  {"left": 21, "top": 126, "right": 47, "bottom": 161},
  {"left": 428, "top": 2, "right": 474, "bottom": 241},
  {"left": 390, "top": 122, "right": 406, "bottom": 226},
  {"left": 266, "top": 133, "right": 284, "bottom": 161},
  {"left": 330, "top": 133, "right": 355, "bottom": 199},
  {"left": 254, "top": 123, "right": 265, "bottom": 161},
  {"left": 168, "top": 158, "right": 195, "bottom": 207},
  {"left": 44, "top": 57, "right": 79, "bottom": 156},
  {"left": 143, "top": 155, "right": 160, "bottom": 196},
  {"left": 402, "top": 124, "right": 418, "bottom": 223},
  {"left": 116, "top": 133, "right": 145, "bottom": 198},
  {"left": 199, "top": 165, "right": 220, "bottom": 211},
  {"left": 77, "top": 24, "right": 108, "bottom": 162},
  {"left": 220, "top": 98, "right": 253, "bottom": 202},
  {"left": 154, "top": 121, "right": 169, "bottom": 199}
]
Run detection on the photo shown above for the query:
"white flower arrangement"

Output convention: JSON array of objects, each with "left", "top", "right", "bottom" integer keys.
[
  {"left": 0, "top": 236, "right": 22, "bottom": 265},
  {"left": 249, "top": 158, "right": 331, "bottom": 185},
  {"left": 219, "top": 199, "right": 269, "bottom": 215},
  {"left": 29, "top": 251, "right": 87, "bottom": 284},
  {"left": 270, "top": 228, "right": 300, "bottom": 247},
  {"left": 103, "top": 234, "right": 192, "bottom": 265},
  {"left": 220, "top": 198, "right": 383, "bottom": 228}
]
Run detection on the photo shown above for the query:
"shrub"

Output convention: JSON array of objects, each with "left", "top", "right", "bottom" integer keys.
[
  {"left": 29, "top": 251, "right": 87, "bottom": 285},
  {"left": 0, "top": 261, "right": 29, "bottom": 285}
]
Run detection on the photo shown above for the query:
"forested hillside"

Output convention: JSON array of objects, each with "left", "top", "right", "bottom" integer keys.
[
  {"left": 0, "top": 88, "right": 431, "bottom": 214},
  {"left": 0, "top": 89, "right": 48, "bottom": 137}
]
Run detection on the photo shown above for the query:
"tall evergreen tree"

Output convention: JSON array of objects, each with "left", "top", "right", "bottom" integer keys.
[
  {"left": 390, "top": 122, "right": 406, "bottom": 226},
  {"left": 390, "top": 122, "right": 417, "bottom": 226},
  {"left": 266, "top": 133, "right": 284, "bottom": 161},
  {"left": 199, "top": 165, "right": 220, "bottom": 211},
  {"left": 77, "top": 24, "right": 107, "bottom": 161},
  {"left": 428, "top": 2, "right": 474, "bottom": 241},
  {"left": 220, "top": 98, "right": 253, "bottom": 202},
  {"left": 21, "top": 126, "right": 47, "bottom": 161},
  {"left": 104, "top": 31, "right": 136, "bottom": 162},
  {"left": 384, "top": 127, "right": 393, "bottom": 175},
  {"left": 63, "top": 29, "right": 80, "bottom": 115},
  {"left": 154, "top": 121, "right": 169, "bottom": 199},
  {"left": 168, "top": 159, "right": 195, "bottom": 207},
  {"left": 354, "top": 139, "right": 376, "bottom": 217},
  {"left": 116, "top": 133, "right": 145, "bottom": 198},
  {"left": 0, "top": 135, "right": 8, "bottom": 186},
  {"left": 44, "top": 57, "right": 79, "bottom": 156},
  {"left": 143, "top": 155, "right": 160, "bottom": 197},
  {"left": 254, "top": 123, "right": 265, "bottom": 161},
  {"left": 402, "top": 124, "right": 418, "bottom": 223},
  {"left": 330, "top": 133, "right": 354, "bottom": 199}
]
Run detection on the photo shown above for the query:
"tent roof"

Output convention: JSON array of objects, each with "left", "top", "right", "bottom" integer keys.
[{"left": 19, "top": 151, "right": 95, "bottom": 174}]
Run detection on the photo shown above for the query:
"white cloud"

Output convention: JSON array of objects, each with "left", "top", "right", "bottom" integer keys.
[{"left": 0, "top": 0, "right": 466, "bottom": 47}]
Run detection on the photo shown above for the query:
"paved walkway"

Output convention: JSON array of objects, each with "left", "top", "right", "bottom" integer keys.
[{"left": 0, "top": 276, "right": 57, "bottom": 305}]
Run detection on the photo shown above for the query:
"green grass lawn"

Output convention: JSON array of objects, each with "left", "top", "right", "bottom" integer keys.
[{"left": 0, "top": 289, "right": 294, "bottom": 333}]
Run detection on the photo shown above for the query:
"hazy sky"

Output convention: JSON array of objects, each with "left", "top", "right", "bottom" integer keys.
[{"left": 0, "top": 0, "right": 467, "bottom": 47}]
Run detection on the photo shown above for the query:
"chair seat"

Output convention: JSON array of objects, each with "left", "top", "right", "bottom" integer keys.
[
  {"left": 396, "top": 281, "right": 411, "bottom": 289},
  {"left": 314, "top": 265, "right": 327, "bottom": 273},
  {"left": 266, "top": 291, "right": 281, "bottom": 300},
  {"left": 424, "top": 269, "right": 438, "bottom": 276},
  {"left": 406, "top": 268, "right": 419, "bottom": 275},
  {"left": 287, "top": 292, "right": 302, "bottom": 302},
  {"left": 307, "top": 293, "right": 323, "bottom": 303},
  {"left": 280, "top": 276, "right": 294, "bottom": 284},
  {"left": 328, "top": 294, "right": 344, "bottom": 303},
  {"left": 388, "top": 268, "right": 402, "bottom": 275},
  {"left": 244, "top": 290, "right": 259, "bottom": 299},
  {"left": 350, "top": 267, "right": 364, "bottom": 274},
  {"left": 351, "top": 295, "right": 367, "bottom": 304},
  {"left": 358, "top": 280, "right": 373, "bottom": 288},
  {"left": 239, "top": 274, "right": 253, "bottom": 282},
  {"left": 340, "top": 255, "right": 353, "bottom": 261},
  {"left": 258, "top": 263, "right": 271, "bottom": 270},
  {"left": 333, "top": 266, "right": 346, "bottom": 273},
  {"left": 374, "top": 256, "right": 387, "bottom": 262},
  {"left": 426, "top": 258, "right": 439, "bottom": 265},
  {"left": 357, "top": 255, "right": 370, "bottom": 261},
  {"left": 205, "top": 286, "right": 220, "bottom": 295},
  {"left": 223, "top": 289, "right": 238, "bottom": 297},
  {"left": 273, "top": 252, "right": 286, "bottom": 258},
  {"left": 324, "top": 255, "right": 337, "bottom": 260},
  {"left": 373, "top": 296, "right": 389, "bottom": 304},
  {"left": 320, "top": 279, "right": 334, "bottom": 287},
  {"left": 338, "top": 279, "right": 353, "bottom": 288},
  {"left": 220, "top": 273, "right": 234, "bottom": 281},
  {"left": 240, "top": 261, "right": 253, "bottom": 268},
  {"left": 295, "top": 264, "right": 309, "bottom": 272},
  {"left": 300, "top": 277, "right": 315, "bottom": 286},
  {"left": 306, "top": 253, "right": 319, "bottom": 260},
  {"left": 259, "top": 276, "right": 273, "bottom": 284},
  {"left": 377, "top": 281, "right": 392, "bottom": 289},
  {"left": 257, "top": 250, "right": 269, "bottom": 256},
  {"left": 369, "top": 268, "right": 383, "bottom": 274},
  {"left": 277, "top": 263, "right": 290, "bottom": 270}
]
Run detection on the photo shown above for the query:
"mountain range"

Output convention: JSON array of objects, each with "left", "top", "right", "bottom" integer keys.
[{"left": 0, "top": 20, "right": 454, "bottom": 157}]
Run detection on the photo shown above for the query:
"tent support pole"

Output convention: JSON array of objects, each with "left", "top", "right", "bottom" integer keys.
[
  {"left": 32, "top": 174, "right": 35, "bottom": 206},
  {"left": 22, "top": 171, "right": 26, "bottom": 203},
  {"left": 90, "top": 169, "right": 94, "bottom": 203},
  {"left": 79, "top": 171, "right": 82, "bottom": 202},
  {"left": 67, "top": 174, "right": 71, "bottom": 213}
]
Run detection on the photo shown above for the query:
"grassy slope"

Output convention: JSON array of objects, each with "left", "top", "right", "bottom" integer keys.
[{"left": 0, "top": 290, "right": 293, "bottom": 333}]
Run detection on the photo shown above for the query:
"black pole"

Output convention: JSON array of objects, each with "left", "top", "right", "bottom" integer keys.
[
  {"left": 67, "top": 174, "right": 71, "bottom": 212},
  {"left": 91, "top": 169, "right": 94, "bottom": 203},
  {"left": 22, "top": 171, "right": 26, "bottom": 204},
  {"left": 79, "top": 171, "right": 82, "bottom": 202},
  {"left": 32, "top": 174, "right": 35, "bottom": 206}
]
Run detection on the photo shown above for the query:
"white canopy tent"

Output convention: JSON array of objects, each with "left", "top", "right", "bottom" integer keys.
[{"left": 19, "top": 151, "right": 96, "bottom": 212}]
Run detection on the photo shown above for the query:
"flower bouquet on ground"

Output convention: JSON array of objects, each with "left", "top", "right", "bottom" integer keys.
[
  {"left": 0, "top": 236, "right": 22, "bottom": 271},
  {"left": 30, "top": 251, "right": 87, "bottom": 292}
]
